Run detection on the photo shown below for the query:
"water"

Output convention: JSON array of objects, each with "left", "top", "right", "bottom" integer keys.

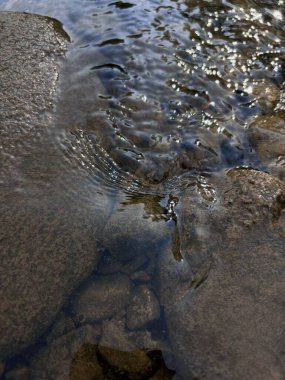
[
  {"left": 56, "top": 0, "right": 284, "bottom": 185},
  {"left": 1, "top": 0, "right": 285, "bottom": 378},
  {"left": 3, "top": 0, "right": 285, "bottom": 186}
]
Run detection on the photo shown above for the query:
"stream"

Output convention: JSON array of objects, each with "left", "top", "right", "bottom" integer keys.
[{"left": 1, "top": 0, "right": 285, "bottom": 379}]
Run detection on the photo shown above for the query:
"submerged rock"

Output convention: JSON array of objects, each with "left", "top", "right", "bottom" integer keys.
[
  {"left": 0, "top": 12, "right": 110, "bottom": 360},
  {"left": 249, "top": 113, "right": 285, "bottom": 181},
  {"left": 99, "top": 316, "right": 171, "bottom": 380},
  {"left": 248, "top": 79, "right": 280, "bottom": 113},
  {"left": 69, "top": 343, "right": 104, "bottom": 380},
  {"left": 126, "top": 285, "right": 160, "bottom": 330},
  {"left": 30, "top": 325, "right": 101, "bottom": 380},
  {"left": 149, "top": 365, "right": 176, "bottom": 380},
  {"left": 101, "top": 201, "right": 170, "bottom": 262},
  {"left": 71, "top": 274, "right": 131, "bottom": 323},
  {"left": 98, "top": 345, "right": 153, "bottom": 379},
  {"left": 160, "top": 169, "right": 285, "bottom": 380},
  {"left": 2, "top": 6, "right": 285, "bottom": 380},
  {"left": 100, "top": 312, "right": 169, "bottom": 353}
]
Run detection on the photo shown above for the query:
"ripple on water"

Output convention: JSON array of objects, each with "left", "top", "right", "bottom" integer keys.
[{"left": 39, "top": 0, "right": 284, "bottom": 186}]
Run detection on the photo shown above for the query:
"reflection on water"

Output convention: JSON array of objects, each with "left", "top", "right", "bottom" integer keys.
[
  {"left": 55, "top": 0, "right": 285, "bottom": 185},
  {"left": 1, "top": 0, "right": 285, "bottom": 378},
  {"left": 3, "top": 0, "right": 284, "bottom": 186}
]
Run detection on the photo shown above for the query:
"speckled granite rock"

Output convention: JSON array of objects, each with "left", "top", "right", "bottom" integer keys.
[
  {"left": 160, "top": 169, "right": 285, "bottom": 380},
  {"left": 0, "top": 12, "right": 110, "bottom": 360}
]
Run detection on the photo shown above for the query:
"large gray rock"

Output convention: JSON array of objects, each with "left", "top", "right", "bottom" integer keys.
[
  {"left": 0, "top": 12, "right": 110, "bottom": 360},
  {"left": 160, "top": 169, "right": 285, "bottom": 380}
]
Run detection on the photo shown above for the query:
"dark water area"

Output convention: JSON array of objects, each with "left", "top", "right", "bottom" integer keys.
[{"left": 1, "top": 0, "right": 285, "bottom": 379}]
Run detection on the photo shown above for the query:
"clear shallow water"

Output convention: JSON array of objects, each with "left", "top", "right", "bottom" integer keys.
[
  {"left": 1, "top": 0, "right": 285, "bottom": 378},
  {"left": 2, "top": 0, "right": 285, "bottom": 187},
  {"left": 57, "top": 0, "right": 284, "bottom": 185}
]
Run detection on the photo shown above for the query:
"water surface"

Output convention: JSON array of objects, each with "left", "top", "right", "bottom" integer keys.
[{"left": 1, "top": 0, "right": 285, "bottom": 378}]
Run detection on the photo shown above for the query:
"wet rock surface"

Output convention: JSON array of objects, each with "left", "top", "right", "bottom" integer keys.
[
  {"left": 99, "top": 313, "right": 165, "bottom": 352},
  {"left": 98, "top": 313, "right": 173, "bottom": 380},
  {"left": 30, "top": 325, "right": 101, "bottom": 380},
  {"left": 69, "top": 343, "right": 104, "bottom": 380},
  {"left": 160, "top": 168, "right": 285, "bottom": 380},
  {"left": 249, "top": 79, "right": 280, "bottom": 113},
  {"left": 71, "top": 274, "right": 131, "bottom": 323},
  {"left": 28, "top": 311, "right": 172, "bottom": 379},
  {"left": 126, "top": 285, "right": 160, "bottom": 330},
  {"left": 0, "top": 12, "right": 110, "bottom": 360},
  {"left": 99, "top": 345, "right": 153, "bottom": 379},
  {"left": 0, "top": 12, "right": 68, "bottom": 184}
]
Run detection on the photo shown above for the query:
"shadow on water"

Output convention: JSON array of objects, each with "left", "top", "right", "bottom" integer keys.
[{"left": 1, "top": 0, "right": 285, "bottom": 379}]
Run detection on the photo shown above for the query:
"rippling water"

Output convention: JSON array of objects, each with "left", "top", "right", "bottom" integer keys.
[
  {"left": 58, "top": 0, "right": 284, "bottom": 187},
  {"left": 1, "top": 0, "right": 285, "bottom": 378},
  {"left": 2, "top": 0, "right": 285, "bottom": 189}
]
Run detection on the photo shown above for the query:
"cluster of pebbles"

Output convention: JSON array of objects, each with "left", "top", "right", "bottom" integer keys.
[{"left": 2, "top": 256, "right": 176, "bottom": 380}]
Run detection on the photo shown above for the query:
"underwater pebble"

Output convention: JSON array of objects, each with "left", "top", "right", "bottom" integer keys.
[
  {"left": 100, "top": 312, "right": 168, "bottom": 352},
  {"left": 100, "top": 313, "right": 135, "bottom": 351},
  {"left": 251, "top": 79, "right": 280, "bottom": 112},
  {"left": 30, "top": 325, "right": 101, "bottom": 380},
  {"left": 127, "top": 285, "right": 160, "bottom": 330},
  {"left": 69, "top": 343, "right": 104, "bottom": 380},
  {"left": 249, "top": 114, "right": 285, "bottom": 180},
  {"left": 99, "top": 345, "right": 153, "bottom": 379},
  {"left": 72, "top": 274, "right": 131, "bottom": 323}
]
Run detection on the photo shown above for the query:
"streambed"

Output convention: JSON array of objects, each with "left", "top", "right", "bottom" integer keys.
[{"left": 0, "top": 1, "right": 285, "bottom": 379}]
